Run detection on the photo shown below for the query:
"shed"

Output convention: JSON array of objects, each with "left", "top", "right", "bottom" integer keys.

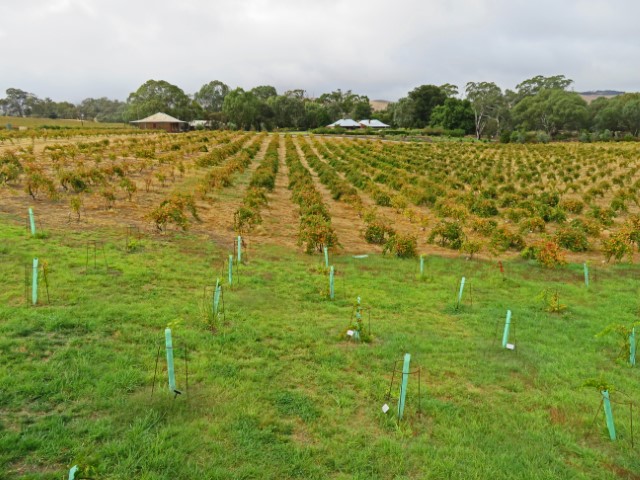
[
  {"left": 327, "top": 118, "right": 361, "bottom": 129},
  {"left": 358, "top": 119, "right": 390, "bottom": 129},
  {"left": 130, "top": 112, "right": 187, "bottom": 132}
]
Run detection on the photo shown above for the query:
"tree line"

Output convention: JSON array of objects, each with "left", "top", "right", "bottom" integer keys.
[{"left": 1, "top": 75, "right": 639, "bottom": 139}]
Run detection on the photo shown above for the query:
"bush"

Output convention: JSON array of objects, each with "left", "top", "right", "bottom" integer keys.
[
  {"left": 469, "top": 217, "right": 497, "bottom": 236},
  {"left": 373, "top": 191, "right": 391, "bottom": 207},
  {"left": 298, "top": 213, "right": 338, "bottom": 254},
  {"left": 536, "top": 131, "right": 551, "bottom": 144},
  {"left": 364, "top": 220, "right": 395, "bottom": 245},
  {"left": 521, "top": 240, "right": 567, "bottom": 268},
  {"left": 428, "top": 220, "right": 465, "bottom": 249},
  {"left": 149, "top": 194, "right": 199, "bottom": 232},
  {"left": 234, "top": 206, "right": 262, "bottom": 233},
  {"left": 555, "top": 226, "right": 589, "bottom": 252},
  {"left": 461, "top": 237, "right": 483, "bottom": 259},
  {"left": 518, "top": 216, "right": 546, "bottom": 233},
  {"left": 383, "top": 233, "right": 417, "bottom": 258},
  {"left": 471, "top": 198, "right": 499, "bottom": 217},
  {"left": 0, "top": 151, "right": 23, "bottom": 184},
  {"left": 601, "top": 232, "right": 633, "bottom": 263},
  {"left": 559, "top": 198, "right": 584, "bottom": 214},
  {"left": 490, "top": 226, "right": 525, "bottom": 252},
  {"left": 578, "top": 131, "right": 592, "bottom": 143}
]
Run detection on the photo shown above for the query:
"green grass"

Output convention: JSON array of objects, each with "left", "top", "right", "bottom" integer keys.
[
  {"left": 0, "top": 115, "right": 128, "bottom": 129},
  {"left": 1, "top": 216, "right": 639, "bottom": 479}
]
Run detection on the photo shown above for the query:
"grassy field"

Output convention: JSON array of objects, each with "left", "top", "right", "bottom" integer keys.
[
  {"left": 0, "top": 116, "right": 127, "bottom": 130},
  {"left": 1, "top": 215, "right": 640, "bottom": 479}
]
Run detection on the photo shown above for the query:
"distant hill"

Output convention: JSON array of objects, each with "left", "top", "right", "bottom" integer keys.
[
  {"left": 370, "top": 99, "right": 390, "bottom": 111},
  {"left": 579, "top": 90, "right": 624, "bottom": 103}
]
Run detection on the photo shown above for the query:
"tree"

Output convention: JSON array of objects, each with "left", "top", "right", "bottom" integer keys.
[
  {"left": 222, "top": 88, "right": 260, "bottom": 130},
  {"left": 390, "top": 98, "right": 415, "bottom": 128},
  {"left": 3, "top": 88, "right": 35, "bottom": 116},
  {"left": 126, "top": 80, "right": 196, "bottom": 121},
  {"left": 194, "top": 80, "right": 229, "bottom": 113},
  {"left": 78, "top": 97, "right": 126, "bottom": 123},
  {"left": 250, "top": 85, "right": 278, "bottom": 101},
  {"left": 593, "top": 93, "right": 640, "bottom": 136},
  {"left": 318, "top": 89, "right": 371, "bottom": 120},
  {"left": 429, "top": 98, "right": 475, "bottom": 133},
  {"left": 268, "top": 92, "right": 305, "bottom": 129},
  {"left": 512, "top": 89, "right": 587, "bottom": 136},
  {"left": 514, "top": 75, "right": 573, "bottom": 103},
  {"left": 465, "top": 82, "right": 505, "bottom": 139},
  {"left": 439, "top": 83, "right": 459, "bottom": 98},
  {"left": 352, "top": 100, "right": 372, "bottom": 120},
  {"left": 303, "top": 102, "right": 331, "bottom": 129},
  {"left": 406, "top": 84, "right": 447, "bottom": 127}
]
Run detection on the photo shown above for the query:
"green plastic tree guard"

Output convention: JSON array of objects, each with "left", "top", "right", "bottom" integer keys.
[
  {"left": 213, "top": 278, "right": 221, "bottom": 316},
  {"left": 68, "top": 465, "right": 78, "bottom": 480},
  {"left": 601, "top": 390, "right": 616, "bottom": 440},
  {"left": 323, "top": 246, "right": 329, "bottom": 268},
  {"left": 630, "top": 327, "right": 636, "bottom": 367},
  {"left": 584, "top": 262, "right": 589, "bottom": 287},
  {"left": 237, "top": 236, "right": 242, "bottom": 263},
  {"left": 398, "top": 353, "right": 411, "bottom": 420},
  {"left": 354, "top": 296, "right": 362, "bottom": 341},
  {"left": 32, "top": 258, "right": 38, "bottom": 305},
  {"left": 165, "top": 328, "right": 176, "bottom": 392},
  {"left": 457, "top": 276, "right": 466, "bottom": 307},
  {"left": 329, "top": 266, "right": 335, "bottom": 300},
  {"left": 419, "top": 255, "right": 424, "bottom": 276},
  {"left": 502, "top": 310, "right": 512, "bottom": 348},
  {"left": 228, "top": 254, "right": 233, "bottom": 286},
  {"left": 28, "top": 207, "right": 36, "bottom": 236}
]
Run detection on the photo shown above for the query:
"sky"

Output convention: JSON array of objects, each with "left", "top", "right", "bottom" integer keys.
[{"left": 1, "top": 0, "right": 639, "bottom": 103}]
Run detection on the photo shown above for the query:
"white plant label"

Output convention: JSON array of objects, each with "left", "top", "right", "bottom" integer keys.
[
  {"left": 506, "top": 343, "right": 515, "bottom": 350},
  {"left": 346, "top": 330, "right": 354, "bottom": 337},
  {"left": 382, "top": 403, "right": 390, "bottom": 413}
]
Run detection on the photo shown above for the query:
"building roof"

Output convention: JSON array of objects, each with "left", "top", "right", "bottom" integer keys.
[
  {"left": 327, "top": 118, "right": 361, "bottom": 128},
  {"left": 130, "top": 112, "right": 186, "bottom": 123},
  {"left": 358, "top": 119, "right": 390, "bottom": 128}
]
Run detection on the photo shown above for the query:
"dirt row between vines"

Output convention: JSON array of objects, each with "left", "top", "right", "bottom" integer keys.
[{"left": 250, "top": 135, "right": 300, "bottom": 251}]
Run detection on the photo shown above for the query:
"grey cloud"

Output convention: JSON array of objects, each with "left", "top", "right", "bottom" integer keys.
[{"left": 1, "top": 0, "right": 638, "bottom": 102}]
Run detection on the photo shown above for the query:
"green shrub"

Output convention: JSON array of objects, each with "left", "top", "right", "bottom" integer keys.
[
  {"left": 521, "top": 240, "right": 567, "bottom": 268},
  {"left": 555, "top": 226, "right": 589, "bottom": 252},
  {"left": 383, "top": 233, "right": 417, "bottom": 258},
  {"left": 373, "top": 191, "right": 391, "bottom": 207},
  {"left": 471, "top": 198, "right": 498, "bottom": 217},
  {"left": 428, "top": 220, "right": 465, "bottom": 249},
  {"left": 491, "top": 226, "right": 525, "bottom": 252},
  {"left": 364, "top": 221, "right": 395, "bottom": 245},
  {"left": 559, "top": 198, "right": 584, "bottom": 214}
]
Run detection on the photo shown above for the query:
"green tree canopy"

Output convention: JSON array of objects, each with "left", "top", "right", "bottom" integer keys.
[
  {"left": 222, "top": 88, "right": 260, "bottom": 130},
  {"left": 593, "top": 93, "right": 640, "bottom": 136},
  {"left": 251, "top": 85, "right": 278, "bottom": 101},
  {"left": 78, "top": 97, "right": 126, "bottom": 123},
  {"left": 513, "top": 88, "right": 587, "bottom": 136},
  {"left": 429, "top": 98, "right": 475, "bottom": 133},
  {"left": 514, "top": 75, "right": 573, "bottom": 103},
  {"left": 194, "top": 80, "right": 229, "bottom": 114},
  {"left": 2, "top": 88, "right": 36, "bottom": 116},
  {"left": 126, "top": 80, "right": 197, "bottom": 121},
  {"left": 318, "top": 89, "right": 371, "bottom": 120},
  {"left": 406, "top": 84, "right": 447, "bottom": 127}
]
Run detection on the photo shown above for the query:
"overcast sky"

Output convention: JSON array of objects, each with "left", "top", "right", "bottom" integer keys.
[{"left": 1, "top": 0, "right": 639, "bottom": 103}]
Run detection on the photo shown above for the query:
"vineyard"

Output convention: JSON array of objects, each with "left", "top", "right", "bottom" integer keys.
[
  {"left": 3, "top": 132, "right": 640, "bottom": 263},
  {"left": 2, "top": 131, "right": 640, "bottom": 478}
]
